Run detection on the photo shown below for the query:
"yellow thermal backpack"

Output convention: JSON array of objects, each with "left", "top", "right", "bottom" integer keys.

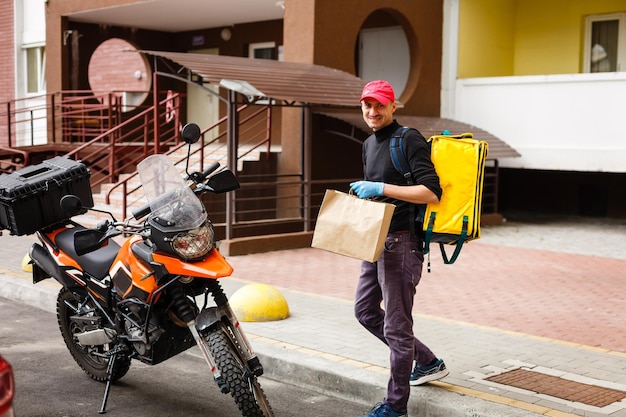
[{"left": 390, "top": 127, "right": 489, "bottom": 268}]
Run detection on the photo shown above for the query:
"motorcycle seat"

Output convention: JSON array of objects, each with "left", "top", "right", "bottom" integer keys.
[{"left": 54, "top": 226, "right": 121, "bottom": 281}]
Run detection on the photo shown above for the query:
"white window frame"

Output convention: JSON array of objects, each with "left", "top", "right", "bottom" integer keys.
[
  {"left": 248, "top": 42, "right": 276, "bottom": 60},
  {"left": 246, "top": 42, "right": 278, "bottom": 104},
  {"left": 23, "top": 44, "right": 46, "bottom": 95},
  {"left": 583, "top": 13, "right": 626, "bottom": 73}
]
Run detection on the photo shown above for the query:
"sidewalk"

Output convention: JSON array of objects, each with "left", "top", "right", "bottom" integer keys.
[{"left": 1, "top": 216, "right": 626, "bottom": 417}]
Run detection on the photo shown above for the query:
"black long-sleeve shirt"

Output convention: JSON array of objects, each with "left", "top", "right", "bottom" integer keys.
[{"left": 362, "top": 120, "right": 442, "bottom": 233}]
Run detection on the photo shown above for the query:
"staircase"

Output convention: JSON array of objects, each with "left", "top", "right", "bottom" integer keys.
[
  {"left": 0, "top": 90, "right": 182, "bottom": 181},
  {"left": 2, "top": 92, "right": 314, "bottom": 250},
  {"left": 75, "top": 141, "right": 269, "bottom": 227}
]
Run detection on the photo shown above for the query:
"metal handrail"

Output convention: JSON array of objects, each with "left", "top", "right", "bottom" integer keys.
[
  {"left": 0, "top": 146, "right": 30, "bottom": 173},
  {"left": 1, "top": 91, "right": 315, "bottom": 238},
  {"left": 64, "top": 92, "right": 181, "bottom": 187},
  {"left": 105, "top": 104, "right": 272, "bottom": 220}
]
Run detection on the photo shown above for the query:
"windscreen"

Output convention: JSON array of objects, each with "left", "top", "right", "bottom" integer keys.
[{"left": 137, "top": 154, "right": 207, "bottom": 232}]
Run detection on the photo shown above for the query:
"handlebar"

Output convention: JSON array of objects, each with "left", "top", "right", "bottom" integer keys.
[
  {"left": 131, "top": 202, "right": 152, "bottom": 221},
  {"left": 202, "top": 161, "right": 221, "bottom": 178}
]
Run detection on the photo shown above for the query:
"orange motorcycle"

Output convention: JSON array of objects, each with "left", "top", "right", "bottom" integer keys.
[{"left": 25, "top": 124, "right": 274, "bottom": 416}]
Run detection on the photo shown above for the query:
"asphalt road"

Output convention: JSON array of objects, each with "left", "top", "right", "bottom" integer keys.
[{"left": 0, "top": 295, "right": 368, "bottom": 417}]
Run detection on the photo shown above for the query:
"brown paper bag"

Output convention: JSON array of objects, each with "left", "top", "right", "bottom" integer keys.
[{"left": 311, "top": 189, "right": 396, "bottom": 262}]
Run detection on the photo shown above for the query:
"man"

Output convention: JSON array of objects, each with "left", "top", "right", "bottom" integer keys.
[{"left": 350, "top": 80, "right": 449, "bottom": 417}]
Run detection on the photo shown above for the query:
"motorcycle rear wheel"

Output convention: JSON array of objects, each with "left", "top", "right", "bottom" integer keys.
[
  {"left": 206, "top": 325, "right": 273, "bottom": 417},
  {"left": 57, "top": 288, "right": 131, "bottom": 382}
]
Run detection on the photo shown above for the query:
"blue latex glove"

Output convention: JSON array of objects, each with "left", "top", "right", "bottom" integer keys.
[{"left": 350, "top": 181, "right": 384, "bottom": 199}]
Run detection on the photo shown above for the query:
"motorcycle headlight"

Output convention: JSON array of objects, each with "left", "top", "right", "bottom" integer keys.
[{"left": 170, "top": 222, "right": 214, "bottom": 260}]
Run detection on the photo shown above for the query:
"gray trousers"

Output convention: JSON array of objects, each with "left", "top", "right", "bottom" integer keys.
[{"left": 354, "top": 230, "right": 436, "bottom": 412}]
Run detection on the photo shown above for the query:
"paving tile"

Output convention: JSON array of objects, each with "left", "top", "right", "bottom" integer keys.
[{"left": 2, "top": 218, "right": 626, "bottom": 416}]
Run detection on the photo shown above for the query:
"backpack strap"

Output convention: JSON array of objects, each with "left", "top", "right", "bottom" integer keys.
[
  {"left": 423, "top": 212, "right": 467, "bottom": 271},
  {"left": 389, "top": 127, "right": 417, "bottom": 239},
  {"left": 438, "top": 215, "right": 468, "bottom": 264},
  {"left": 390, "top": 127, "right": 414, "bottom": 186}
]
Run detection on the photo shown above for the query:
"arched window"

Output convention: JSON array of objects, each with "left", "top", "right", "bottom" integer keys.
[
  {"left": 88, "top": 38, "right": 151, "bottom": 112},
  {"left": 356, "top": 10, "right": 411, "bottom": 99}
]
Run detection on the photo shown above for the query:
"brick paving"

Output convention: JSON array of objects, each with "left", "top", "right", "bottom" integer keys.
[
  {"left": 227, "top": 233, "right": 626, "bottom": 353},
  {"left": 224, "top": 218, "right": 626, "bottom": 416},
  {"left": 2, "top": 217, "right": 626, "bottom": 416}
]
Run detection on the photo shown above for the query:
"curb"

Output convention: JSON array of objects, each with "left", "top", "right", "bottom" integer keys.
[
  {"left": 0, "top": 270, "right": 58, "bottom": 314},
  {"left": 0, "top": 270, "right": 549, "bottom": 417},
  {"left": 253, "top": 336, "right": 546, "bottom": 417}
]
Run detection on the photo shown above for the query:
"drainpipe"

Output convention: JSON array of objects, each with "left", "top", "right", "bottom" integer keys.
[{"left": 302, "top": 107, "right": 312, "bottom": 232}]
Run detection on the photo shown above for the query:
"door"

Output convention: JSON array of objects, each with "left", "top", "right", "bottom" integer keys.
[
  {"left": 359, "top": 26, "right": 410, "bottom": 98},
  {"left": 186, "top": 48, "right": 220, "bottom": 140}
]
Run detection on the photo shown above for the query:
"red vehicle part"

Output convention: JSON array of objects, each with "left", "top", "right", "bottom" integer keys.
[{"left": 0, "top": 355, "right": 15, "bottom": 417}]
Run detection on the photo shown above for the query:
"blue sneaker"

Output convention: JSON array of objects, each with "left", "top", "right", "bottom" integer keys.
[
  {"left": 359, "top": 402, "right": 407, "bottom": 417},
  {"left": 409, "top": 358, "right": 449, "bottom": 386}
]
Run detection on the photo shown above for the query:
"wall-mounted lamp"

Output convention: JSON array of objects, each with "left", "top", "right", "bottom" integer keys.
[
  {"left": 221, "top": 28, "right": 232, "bottom": 41},
  {"left": 63, "top": 30, "right": 73, "bottom": 46}
]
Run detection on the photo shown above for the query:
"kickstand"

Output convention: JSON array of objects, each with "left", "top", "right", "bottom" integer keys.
[{"left": 98, "top": 348, "right": 121, "bottom": 414}]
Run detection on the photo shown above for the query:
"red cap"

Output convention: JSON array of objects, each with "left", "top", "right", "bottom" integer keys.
[{"left": 360, "top": 80, "right": 395, "bottom": 105}]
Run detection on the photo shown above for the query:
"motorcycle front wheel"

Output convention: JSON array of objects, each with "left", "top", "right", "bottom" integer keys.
[
  {"left": 206, "top": 324, "right": 274, "bottom": 417},
  {"left": 57, "top": 288, "right": 131, "bottom": 382}
]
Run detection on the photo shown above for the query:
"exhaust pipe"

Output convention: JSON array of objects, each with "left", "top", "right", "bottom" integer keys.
[
  {"left": 29, "top": 243, "right": 81, "bottom": 288},
  {"left": 75, "top": 328, "right": 117, "bottom": 346},
  {"left": 30, "top": 243, "right": 64, "bottom": 282}
]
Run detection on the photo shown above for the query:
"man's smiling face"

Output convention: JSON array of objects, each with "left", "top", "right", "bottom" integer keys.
[{"left": 361, "top": 99, "right": 396, "bottom": 131}]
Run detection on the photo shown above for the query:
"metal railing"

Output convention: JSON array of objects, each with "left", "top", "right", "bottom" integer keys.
[
  {"left": 64, "top": 92, "right": 181, "bottom": 188},
  {"left": 0, "top": 90, "right": 180, "bottom": 183},
  {"left": 1, "top": 91, "right": 126, "bottom": 148},
  {"left": 0, "top": 91, "right": 327, "bottom": 239},
  {"left": 105, "top": 103, "right": 273, "bottom": 221},
  {"left": 0, "top": 146, "right": 30, "bottom": 174},
  {"left": 2, "top": 94, "right": 49, "bottom": 147},
  {"left": 56, "top": 91, "right": 122, "bottom": 144}
]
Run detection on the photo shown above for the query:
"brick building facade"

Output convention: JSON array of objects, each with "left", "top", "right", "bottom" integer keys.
[{"left": 0, "top": 1, "right": 15, "bottom": 145}]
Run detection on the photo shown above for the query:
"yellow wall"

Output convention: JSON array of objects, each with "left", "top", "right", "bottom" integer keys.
[
  {"left": 458, "top": 0, "right": 626, "bottom": 77},
  {"left": 458, "top": 0, "right": 515, "bottom": 78}
]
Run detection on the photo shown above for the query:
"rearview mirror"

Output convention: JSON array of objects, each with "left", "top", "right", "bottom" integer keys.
[
  {"left": 181, "top": 123, "right": 201, "bottom": 144},
  {"left": 60, "top": 195, "right": 85, "bottom": 216}
]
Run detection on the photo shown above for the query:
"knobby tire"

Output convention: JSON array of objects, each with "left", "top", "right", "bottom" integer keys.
[
  {"left": 56, "top": 288, "right": 130, "bottom": 382},
  {"left": 206, "top": 325, "right": 273, "bottom": 417}
]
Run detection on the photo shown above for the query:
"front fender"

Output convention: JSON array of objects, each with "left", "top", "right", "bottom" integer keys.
[{"left": 195, "top": 306, "right": 220, "bottom": 333}]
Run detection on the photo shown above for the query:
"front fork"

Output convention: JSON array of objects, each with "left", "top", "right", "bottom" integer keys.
[
  {"left": 179, "top": 282, "right": 263, "bottom": 392},
  {"left": 217, "top": 303, "right": 263, "bottom": 377},
  {"left": 187, "top": 321, "right": 229, "bottom": 393},
  {"left": 193, "top": 302, "right": 263, "bottom": 366}
]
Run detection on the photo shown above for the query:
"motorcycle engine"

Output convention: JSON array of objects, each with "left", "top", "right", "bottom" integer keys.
[
  {"left": 120, "top": 301, "right": 164, "bottom": 356},
  {"left": 124, "top": 316, "right": 164, "bottom": 356}
]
